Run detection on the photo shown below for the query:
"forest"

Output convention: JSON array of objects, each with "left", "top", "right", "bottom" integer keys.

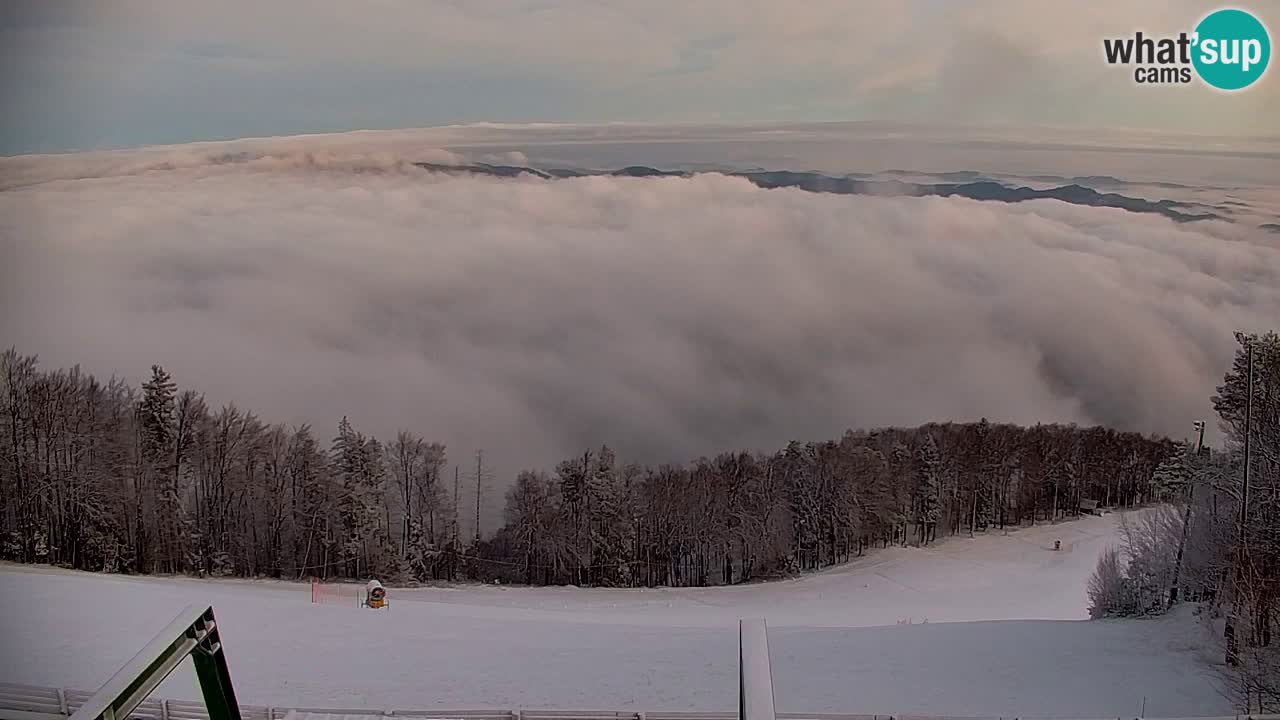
[
  {"left": 1085, "top": 332, "right": 1279, "bottom": 710},
  {"left": 1, "top": 345, "right": 1176, "bottom": 587},
  {"left": 477, "top": 422, "right": 1169, "bottom": 586}
]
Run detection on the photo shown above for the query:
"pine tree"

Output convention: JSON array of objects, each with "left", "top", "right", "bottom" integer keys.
[
  {"left": 889, "top": 442, "right": 912, "bottom": 545},
  {"left": 139, "top": 365, "right": 179, "bottom": 571},
  {"left": 590, "top": 445, "right": 625, "bottom": 584},
  {"left": 916, "top": 434, "right": 942, "bottom": 544},
  {"left": 1152, "top": 450, "right": 1193, "bottom": 501},
  {"left": 556, "top": 449, "right": 592, "bottom": 583},
  {"left": 331, "top": 417, "right": 382, "bottom": 577},
  {"left": 970, "top": 418, "right": 995, "bottom": 533},
  {"left": 140, "top": 365, "right": 176, "bottom": 459}
]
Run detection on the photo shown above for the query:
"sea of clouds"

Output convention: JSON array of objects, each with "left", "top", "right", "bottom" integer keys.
[{"left": 2, "top": 128, "right": 1278, "bottom": 518}]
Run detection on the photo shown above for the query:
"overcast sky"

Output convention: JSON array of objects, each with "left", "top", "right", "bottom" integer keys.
[{"left": 2, "top": 0, "right": 1277, "bottom": 154}]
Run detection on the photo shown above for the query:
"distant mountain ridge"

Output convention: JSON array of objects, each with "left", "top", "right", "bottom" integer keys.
[{"left": 412, "top": 162, "right": 1223, "bottom": 224}]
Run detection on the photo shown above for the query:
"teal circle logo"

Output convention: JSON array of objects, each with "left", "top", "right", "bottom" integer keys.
[{"left": 1192, "top": 8, "right": 1270, "bottom": 90}]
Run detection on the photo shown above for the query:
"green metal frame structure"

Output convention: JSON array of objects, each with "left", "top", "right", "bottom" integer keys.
[{"left": 68, "top": 605, "right": 241, "bottom": 720}]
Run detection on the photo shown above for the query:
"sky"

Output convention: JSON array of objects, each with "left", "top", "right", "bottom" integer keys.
[
  {"left": 1, "top": 2, "right": 1279, "bottom": 528},
  {"left": 2, "top": 0, "right": 1279, "bottom": 154}
]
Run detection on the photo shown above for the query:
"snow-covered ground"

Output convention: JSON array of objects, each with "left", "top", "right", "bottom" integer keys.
[{"left": 0, "top": 512, "right": 1231, "bottom": 717}]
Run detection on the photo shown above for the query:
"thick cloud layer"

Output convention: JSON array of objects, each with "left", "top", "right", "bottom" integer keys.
[{"left": 2, "top": 140, "right": 1278, "bottom": 494}]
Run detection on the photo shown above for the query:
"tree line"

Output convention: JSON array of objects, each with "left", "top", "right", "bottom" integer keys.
[
  {"left": 0, "top": 351, "right": 455, "bottom": 580},
  {"left": 476, "top": 421, "right": 1170, "bottom": 586},
  {"left": 2, "top": 345, "right": 1175, "bottom": 587},
  {"left": 1087, "top": 331, "right": 1278, "bottom": 712}
]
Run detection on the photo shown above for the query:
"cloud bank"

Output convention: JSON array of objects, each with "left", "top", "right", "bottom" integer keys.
[{"left": 2, "top": 138, "right": 1278, "bottom": 500}]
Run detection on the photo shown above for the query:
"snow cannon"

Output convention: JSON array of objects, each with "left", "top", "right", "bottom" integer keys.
[{"left": 364, "top": 579, "right": 387, "bottom": 609}]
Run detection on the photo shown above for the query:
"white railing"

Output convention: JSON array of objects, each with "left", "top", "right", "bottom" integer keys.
[
  {"left": 739, "top": 619, "right": 776, "bottom": 720},
  {"left": 2, "top": 684, "right": 1277, "bottom": 720}
]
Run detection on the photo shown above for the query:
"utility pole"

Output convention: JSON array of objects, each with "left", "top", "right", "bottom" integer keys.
[
  {"left": 1169, "top": 421, "right": 1204, "bottom": 607},
  {"left": 449, "top": 463, "right": 461, "bottom": 582},
  {"left": 1241, "top": 340, "right": 1253, "bottom": 539},
  {"left": 474, "top": 450, "right": 484, "bottom": 544}
]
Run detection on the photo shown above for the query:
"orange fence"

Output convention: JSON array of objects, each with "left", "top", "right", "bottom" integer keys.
[{"left": 309, "top": 577, "right": 347, "bottom": 605}]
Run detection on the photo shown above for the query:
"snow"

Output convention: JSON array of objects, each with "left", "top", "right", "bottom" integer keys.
[{"left": 0, "top": 512, "right": 1232, "bottom": 717}]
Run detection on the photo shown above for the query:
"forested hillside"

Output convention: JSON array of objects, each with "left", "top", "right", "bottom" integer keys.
[
  {"left": 1085, "top": 331, "right": 1279, "bottom": 711},
  {"left": 1, "top": 347, "right": 1173, "bottom": 586}
]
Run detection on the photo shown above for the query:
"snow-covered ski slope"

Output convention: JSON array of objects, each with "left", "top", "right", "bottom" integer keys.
[{"left": 0, "top": 512, "right": 1230, "bottom": 717}]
